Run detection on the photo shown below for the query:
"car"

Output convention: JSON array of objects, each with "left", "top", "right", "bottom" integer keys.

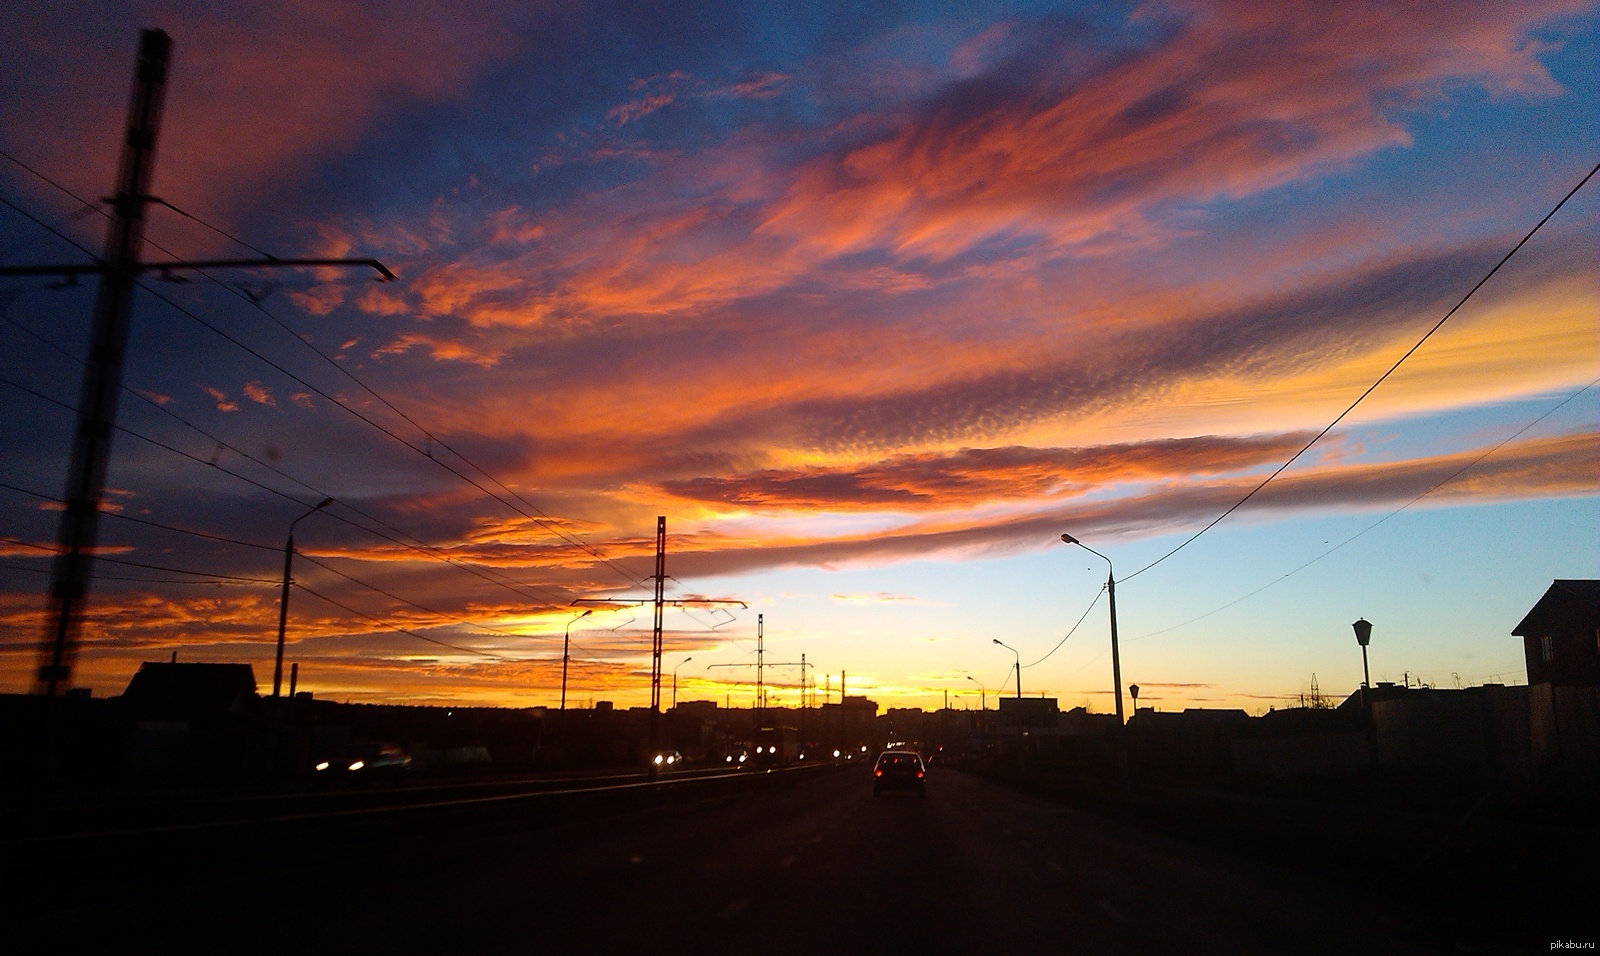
[
  {"left": 871, "top": 750, "right": 926, "bottom": 798},
  {"left": 651, "top": 750, "right": 684, "bottom": 769},
  {"left": 313, "top": 741, "right": 412, "bottom": 783}
]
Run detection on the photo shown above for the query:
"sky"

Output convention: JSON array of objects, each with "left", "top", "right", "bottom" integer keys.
[{"left": 1, "top": 0, "right": 1596, "bottom": 714}]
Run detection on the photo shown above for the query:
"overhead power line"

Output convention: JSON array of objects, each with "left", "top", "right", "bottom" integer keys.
[
  {"left": 0, "top": 534, "right": 277, "bottom": 584},
  {"left": 1121, "top": 160, "right": 1600, "bottom": 583},
  {"left": 296, "top": 552, "right": 566, "bottom": 644},
  {"left": 0, "top": 314, "right": 574, "bottom": 609},
  {"left": 1026, "top": 588, "right": 1104, "bottom": 668},
  {"left": 4, "top": 151, "right": 642, "bottom": 593},
  {"left": 292, "top": 581, "right": 508, "bottom": 659},
  {"left": 1129, "top": 376, "right": 1600, "bottom": 643}
]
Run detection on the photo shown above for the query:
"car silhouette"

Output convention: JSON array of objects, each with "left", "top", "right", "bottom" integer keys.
[{"left": 871, "top": 750, "right": 926, "bottom": 798}]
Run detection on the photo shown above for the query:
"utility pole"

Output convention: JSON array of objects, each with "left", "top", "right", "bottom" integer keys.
[
  {"left": 571, "top": 515, "right": 745, "bottom": 765},
  {"left": 650, "top": 517, "right": 666, "bottom": 713},
  {"left": 6, "top": 30, "right": 393, "bottom": 696},
  {"left": 799, "top": 652, "right": 807, "bottom": 749},
  {"left": 32, "top": 30, "right": 168, "bottom": 696},
  {"left": 756, "top": 613, "right": 765, "bottom": 718}
]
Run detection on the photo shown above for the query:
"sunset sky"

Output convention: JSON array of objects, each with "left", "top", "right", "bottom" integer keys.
[{"left": 2, "top": 1, "right": 1596, "bottom": 714}]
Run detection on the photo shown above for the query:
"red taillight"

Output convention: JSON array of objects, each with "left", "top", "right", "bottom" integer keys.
[
  {"left": 874, "top": 769, "right": 882, "bottom": 776},
  {"left": 917, "top": 771, "right": 924, "bottom": 778}
]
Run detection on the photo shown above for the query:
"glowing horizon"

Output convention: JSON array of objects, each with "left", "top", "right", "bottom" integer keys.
[{"left": 1, "top": 1, "right": 1595, "bottom": 714}]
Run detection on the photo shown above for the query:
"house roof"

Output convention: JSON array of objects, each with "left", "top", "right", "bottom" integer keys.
[
  {"left": 120, "top": 661, "right": 258, "bottom": 721},
  {"left": 1511, "top": 579, "right": 1600, "bottom": 636}
]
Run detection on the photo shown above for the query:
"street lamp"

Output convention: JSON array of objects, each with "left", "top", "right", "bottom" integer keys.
[
  {"left": 1353, "top": 617, "right": 1378, "bottom": 766},
  {"left": 1060, "top": 534, "right": 1124, "bottom": 727},
  {"left": 1352, "top": 618, "right": 1373, "bottom": 690},
  {"left": 673, "top": 656, "right": 693, "bottom": 709},
  {"left": 967, "top": 674, "right": 986, "bottom": 710},
  {"left": 274, "top": 497, "right": 333, "bottom": 699},
  {"left": 561, "top": 609, "right": 592, "bottom": 711},
  {"left": 1061, "top": 532, "right": 1128, "bottom": 786},
  {"left": 993, "top": 639, "right": 1021, "bottom": 699}
]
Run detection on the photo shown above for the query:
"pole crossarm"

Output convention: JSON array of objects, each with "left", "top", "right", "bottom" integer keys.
[
  {"left": 707, "top": 660, "right": 809, "bottom": 668},
  {"left": 0, "top": 257, "right": 396, "bottom": 281},
  {"left": 570, "top": 598, "right": 747, "bottom": 609}
]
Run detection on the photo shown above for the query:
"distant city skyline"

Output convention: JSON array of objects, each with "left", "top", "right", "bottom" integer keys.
[{"left": 2, "top": 1, "right": 1596, "bottom": 712}]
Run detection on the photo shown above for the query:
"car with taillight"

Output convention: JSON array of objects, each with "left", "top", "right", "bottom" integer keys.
[{"left": 871, "top": 749, "right": 926, "bottom": 798}]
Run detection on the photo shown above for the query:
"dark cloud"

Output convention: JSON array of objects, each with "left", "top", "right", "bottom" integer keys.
[{"left": 659, "top": 433, "right": 1314, "bottom": 509}]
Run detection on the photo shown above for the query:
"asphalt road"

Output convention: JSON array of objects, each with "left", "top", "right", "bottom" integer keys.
[{"left": 9, "top": 765, "right": 1443, "bottom": 954}]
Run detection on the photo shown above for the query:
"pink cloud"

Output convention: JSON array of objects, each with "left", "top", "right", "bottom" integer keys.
[
  {"left": 201, "top": 386, "right": 238, "bottom": 412},
  {"left": 242, "top": 381, "right": 275, "bottom": 407}
]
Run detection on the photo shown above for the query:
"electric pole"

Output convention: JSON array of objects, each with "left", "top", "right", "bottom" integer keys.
[
  {"left": 4, "top": 29, "right": 392, "bottom": 696},
  {"left": 571, "top": 514, "right": 745, "bottom": 766}
]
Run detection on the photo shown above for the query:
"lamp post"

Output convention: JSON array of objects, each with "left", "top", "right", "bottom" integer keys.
[
  {"left": 1353, "top": 617, "right": 1377, "bottom": 766},
  {"left": 967, "top": 674, "right": 986, "bottom": 710},
  {"left": 673, "top": 656, "right": 693, "bottom": 709},
  {"left": 561, "top": 609, "right": 592, "bottom": 711},
  {"left": 1061, "top": 532, "right": 1128, "bottom": 786},
  {"left": 274, "top": 497, "right": 333, "bottom": 699},
  {"left": 1352, "top": 618, "right": 1373, "bottom": 690},
  {"left": 993, "top": 639, "right": 1021, "bottom": 699},
  {"left": 1129, "top": 683, "right": 1140, "bottom": 721}
]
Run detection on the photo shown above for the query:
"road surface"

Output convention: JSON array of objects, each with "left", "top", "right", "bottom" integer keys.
[{"left": 9, "top": 765, "right": 1442, "bottom": 954}]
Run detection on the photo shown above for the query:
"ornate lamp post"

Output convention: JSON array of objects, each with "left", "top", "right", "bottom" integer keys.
[{"left": 1353, "top": 617, "right": 1377, "bottom": 766}]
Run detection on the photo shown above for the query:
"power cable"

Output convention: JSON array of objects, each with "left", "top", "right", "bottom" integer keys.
[
  {"left": 1121, "top": 160, "right": 1600, "bottom": 583},
  {"left": 1129, "top": 377, "right": 1600, "bottom": 643},
  {"left": 0, "top": 193, "right": 97, "bottom": 262},
  {"left": 0, "top": 534, "right": 277, "bottom": 584},
  {"left": 291, "top": 581, "right": 507, "bottom": 659},
  {"left": 0, "top": 314, "right": 573, "bottom": 609},
  {"left": 295, "top": 552, "right": 563, "bottom": 644},
  {"left": 1, "top": 411, "right": 569, "bottom": 625},
  {"left": 137, "top": 278, "right": 648, "bottom": 593},
  {"left": 1025, "top": 588, "right": 1104, "bottom": 668},
  {"left": 3, "top": 159, "right": 643, "bottom": 592}
]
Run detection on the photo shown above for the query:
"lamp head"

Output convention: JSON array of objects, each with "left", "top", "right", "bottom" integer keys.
[
  {"left": 315, "top": 497, "right": 335, "bottom": 510},
  {"left": 1352, "top": 618, "right": 1372, "bottom": 647},
  {"left": 1061, "top": 533, "right": 1079, "bottom": 545},
  {"left": 992, "top": 639, "right": 1002, "bottom": 645}
]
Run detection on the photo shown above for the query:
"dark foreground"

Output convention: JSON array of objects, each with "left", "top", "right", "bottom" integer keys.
[{"left": 1, "top": 766, "right": 1559, "bottom": 954}]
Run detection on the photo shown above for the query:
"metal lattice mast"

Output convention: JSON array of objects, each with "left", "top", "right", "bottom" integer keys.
[{"left": 650, "top": 516, "right": 666, "bottom": 711}]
